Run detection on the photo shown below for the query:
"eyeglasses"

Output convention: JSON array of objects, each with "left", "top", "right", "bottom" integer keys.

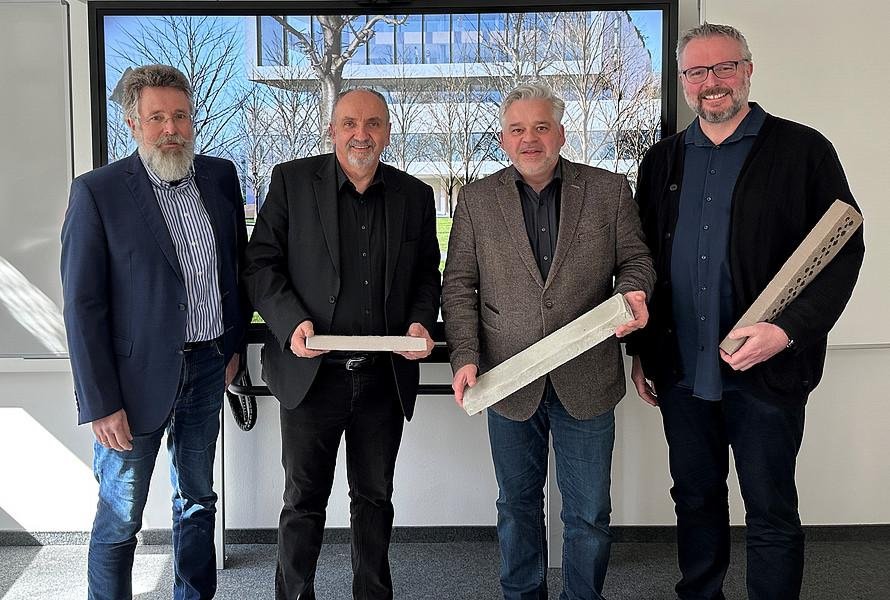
[
  {"left": 138, "top": 112, "right": 193, "bottom": 127},
  {"left": 680, "top": 60, "right": 749, "bottom": 84}
]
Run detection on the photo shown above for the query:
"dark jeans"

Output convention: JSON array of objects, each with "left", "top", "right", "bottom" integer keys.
[
  {"left": 487, "top": 380, "right": 615, "bottom": 600},
  {"left": 659, "top": 385, "right": 806, "bottom": 600},
  {"left": 88, "top": 342, "right": 224, "bottom": 600},
  {"left": 276, "top": 359, "right": 404, "bottom": 600}
]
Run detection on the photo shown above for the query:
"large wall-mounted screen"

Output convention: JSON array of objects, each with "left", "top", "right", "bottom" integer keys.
[{"left": 90, "top": 0, "right": 676, "bottom": 281}]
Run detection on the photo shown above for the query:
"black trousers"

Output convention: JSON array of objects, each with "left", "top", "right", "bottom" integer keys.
[
  {"left": 659, "top": 385, "right": 806, "bottom": 600},
  {"left": 276, "top": 360, "right": 405, "bottom": 600}
]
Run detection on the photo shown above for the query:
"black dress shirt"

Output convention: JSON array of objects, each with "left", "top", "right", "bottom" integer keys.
[
  {"left": 330, "top": 161, "right": 387, "bottom": 336},
  {"left": 514, "top": 160, "right": 563, "bottom": 281}
]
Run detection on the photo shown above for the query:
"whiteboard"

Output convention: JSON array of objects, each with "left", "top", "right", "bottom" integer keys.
[
  {"left": 701, "top": 0, "right": 890, "bottom": 346},
  {"left": 0, "top": 1, "right": 72, "bottom": 357}
]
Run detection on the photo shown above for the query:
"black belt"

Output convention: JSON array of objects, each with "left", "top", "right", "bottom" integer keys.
[
  {"left": 322, "top": 353, "right": 382, "bottom": 371},
  {"left": 183, "top": 337, "right": 220, "bottom": 351}
]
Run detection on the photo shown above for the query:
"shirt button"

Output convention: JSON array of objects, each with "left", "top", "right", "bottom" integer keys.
[
  {"left": 178, "top": 303, "right": 186, "bottom": 311},
  {"left": 700, "top": 315, "right": 706, "bottom": 321},
  {"left": 709, "top": 169, "right": 716, "bottom": 174},
  {"left": 665, "top": 232, "right": 672, "bottom": 239},
  {"left": 669, "top": 184, "right": 678, "bottom": 191},
  {"left": 541, "top": 227, "right": 546, "bottom": 232},
  {"left": 701, "top": 255, "right": 707, "bottom": 260},
  {"left": 703, "top": 225, "right": 710, "bottom": 230},
  {"left": 545, "top": 300, "right": 554, "bottom": 308},
  {"left": 543, "top": 256, "right": 549, "bottom": 261},
  {"left": 364, "top": 280, "right": 369, "bottom": 286},
  {"left": 362, "top": 251, "right": 367, "bottom": 257},
  {"left": 700, "top": 286, "right": 707, "bottom": 291},
  {"left": 706, "top": 196, "right": 712, "bottom": 202},
  {"left": 361, "top": 225, "right": 366, "bottom": 230},
  {"left": 329, "top": 295, "right": 336, "bottom": 304}
]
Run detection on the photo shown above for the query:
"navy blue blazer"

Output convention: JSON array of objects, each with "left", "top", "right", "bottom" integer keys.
[{"left": 61, "top": 152, "right": 250, "bottom": 434}]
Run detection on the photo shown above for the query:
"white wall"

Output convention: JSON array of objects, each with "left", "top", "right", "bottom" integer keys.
[{"left": 0, "top": 0, "right": 887, "bottom": 538}]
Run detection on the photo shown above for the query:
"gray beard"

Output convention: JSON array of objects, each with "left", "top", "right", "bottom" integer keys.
[
  {"left": 138, "top": 140, "right": 195, "bottom": 182},
  {"left": 695, "top": 94, "right": 746, "bottom": 123},
  {"left": 688, "top": 78, "right": 751, "bottom": 124}
]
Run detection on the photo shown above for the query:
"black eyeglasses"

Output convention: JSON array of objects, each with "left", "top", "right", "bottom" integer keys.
[{"left": 680, "top": 60, "right": 749, "bottom": 84}]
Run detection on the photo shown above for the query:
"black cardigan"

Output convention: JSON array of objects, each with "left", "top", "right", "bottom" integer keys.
[{"left": 629, "top": 113, "right": 865, "bottom": 404}]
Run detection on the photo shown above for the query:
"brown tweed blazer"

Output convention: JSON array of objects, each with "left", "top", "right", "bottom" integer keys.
[{"left": 442, "top": 159, "right": 655, "bottom": 421}]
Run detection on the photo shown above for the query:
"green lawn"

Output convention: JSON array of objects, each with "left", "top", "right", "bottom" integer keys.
[{"left": 436, "top": 217, "right": 452, "bottom": 273}]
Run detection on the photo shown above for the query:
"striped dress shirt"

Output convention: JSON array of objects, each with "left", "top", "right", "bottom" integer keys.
[{"left": 143, "top": 158, "right": 224, "bottom": 342}]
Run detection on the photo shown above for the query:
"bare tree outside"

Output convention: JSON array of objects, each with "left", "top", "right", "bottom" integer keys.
[
  {"left": 105, "top": 96, "right": 135, "bottom": 162},
  {"left": 380, "top": 62, "right": 431, "bottom": 173},
  {"left": 593, "top": 12, "right": 660, "bottom": 178},
  {"left": 271, "top": 15, "right": 405, "bottom": 151},
  {"left": 426, "top": 67, "right": 501, "bottom": 216},
  {"left": 235, "top": 84, "right": 277, "bottom": 218},
  {"left": 480, "top": 12, "right": 561, "bottom": 99},
  {"left": 552, "top": 12, "right": 613, "bottom": 164},
  {"left": 106, "top": 16, "right": 250, "bottom": 158}
]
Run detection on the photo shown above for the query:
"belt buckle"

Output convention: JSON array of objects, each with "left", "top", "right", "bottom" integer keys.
[{"left": 345, "top": 356, "right": 367, "bottom": 371}]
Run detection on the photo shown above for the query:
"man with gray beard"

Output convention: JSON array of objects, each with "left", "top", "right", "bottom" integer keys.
[
  {"left": 61, "top": 64, "right": 250, "bottom": 599},
  {"left": 628, "top": 23, "right": 864, "bottom": 600}
]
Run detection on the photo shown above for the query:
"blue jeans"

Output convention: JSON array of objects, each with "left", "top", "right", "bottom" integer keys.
[
  {"left": 659, "top": 385, "right": 806, "bottom": 600},
  {"left": 88, "top": 343, "right": 225, "bottom": 600},
  {"left": 487, "top": 380, "right": 615, "bottom": 600}
]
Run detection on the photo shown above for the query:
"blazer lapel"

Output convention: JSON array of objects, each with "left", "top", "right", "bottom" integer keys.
[
  {"left": 313, "top": 156, "right": 340, "bottom": 275},
  {"left": 496, "top": 170, "right": 544, "bottom": 288},
  {"left": 384, "top": 169, "right": 405, "bottom": 300},
  {"left": 546, "top": 161, "right": 584, "bottom": 289},
  {"left": 126, "top": 153, "right": 184, "bottom": 283}
]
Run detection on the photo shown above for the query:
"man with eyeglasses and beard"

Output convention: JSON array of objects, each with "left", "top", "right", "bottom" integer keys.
[
  {"left": 61, "top": 64, "right": 250, "bottom": 599},
  {"left": 628, "top": 23, "right": 864, "bottom": 600}
]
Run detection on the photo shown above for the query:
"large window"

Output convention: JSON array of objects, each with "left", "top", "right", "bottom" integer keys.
[{"left": 92, "top": 1, "right": 676, "bottom": 270}]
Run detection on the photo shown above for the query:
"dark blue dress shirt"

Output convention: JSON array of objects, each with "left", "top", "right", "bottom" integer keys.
[{"left": 671, "top": 103, "right": 766, "bottom": 400}]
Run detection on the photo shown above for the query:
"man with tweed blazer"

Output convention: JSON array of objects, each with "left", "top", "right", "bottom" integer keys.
[{"left": 442, "top": 83, "right": 654, "bottom": 599}]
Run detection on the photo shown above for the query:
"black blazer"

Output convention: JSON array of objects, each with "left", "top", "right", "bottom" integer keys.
[{"left": 243, "top": 154, "right": 441, "bottom": 419}]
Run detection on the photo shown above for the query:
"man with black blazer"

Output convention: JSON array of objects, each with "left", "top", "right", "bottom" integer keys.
[
  {"left": 243, "top": 88, "right": 441, "bottom": 600},
  {"left": 61, "top": 65, "right": 249, "bottom": 599}
]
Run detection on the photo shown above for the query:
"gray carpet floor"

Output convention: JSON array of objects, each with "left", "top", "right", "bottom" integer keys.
[{"left": 1, "top": 540, "right": 888, "bottom": 599}]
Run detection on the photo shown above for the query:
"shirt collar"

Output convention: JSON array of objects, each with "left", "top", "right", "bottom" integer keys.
[
  {"left": 140, "top": 155, "right": 195, "bottom": 190},
  {"left": 335, "top": 159, "right": 385, "bottom": 194},
  {"left": 686, "top": 102, "right": 766, "bottom": 147}
]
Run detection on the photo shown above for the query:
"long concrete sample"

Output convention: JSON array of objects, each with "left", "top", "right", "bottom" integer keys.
[
  {"left": 306, "top": 335, "right": 426, "bottom": 352},
  {"left": 462, "top": 294, "right": 634, "bottom": 416},
  {"left": 719, "top": 199, "right": 863, "bottom": 354}
]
